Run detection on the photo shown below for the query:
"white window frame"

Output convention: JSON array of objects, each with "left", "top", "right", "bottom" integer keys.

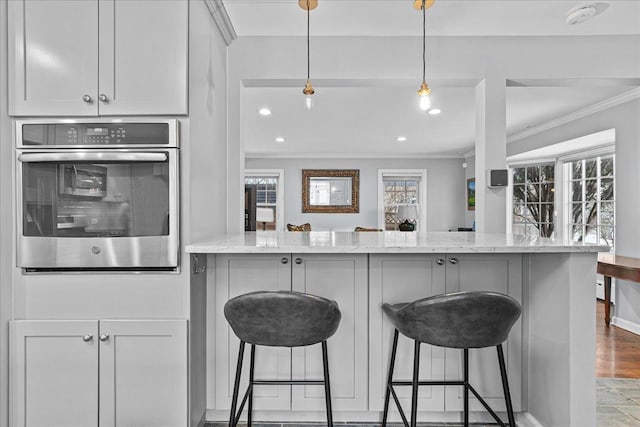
[
  {"left": 561, "top": 149, "right": 615, "bottom": 247},
  {"left": 244, "top": 169, "right": 285, "bottom": 231},
  {"left": 378, "top": 169, "right": 427, "bottom": 231}
]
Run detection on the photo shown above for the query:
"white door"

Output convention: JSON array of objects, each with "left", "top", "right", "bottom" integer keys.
[
  {"left": 10, "top": 320, "right": 99, "bottom": 427},
  {"left": 291, "top": 254, "right": 369, "bottom": 411},
  {"left": 97, "top": 0, "right": 188, "bottom": 115},
  {"left": 369, "top": 254, "right": 447, "bottom": 414},
  {"left": 444, "top": 254, "right": 523, "bottom": 413},
  {"left": 215, "top": 254, "right": 293, "bottom": 410},
  {"left": 8, "top": 0, "right": 99, "bottom": 116},
  {"left": 98, "top": 320, "right": 188, "bottom": 427}
]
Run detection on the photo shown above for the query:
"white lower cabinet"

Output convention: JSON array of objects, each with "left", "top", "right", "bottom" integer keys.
[
  {"left": 214, "top": 253, "right": 368, "bottom": 412},
  {"left": 10, "top": 319, "right": 188, "bottom": 427},
  {"left": 369, "top": 254, "right": 523, "bottom": 414}
]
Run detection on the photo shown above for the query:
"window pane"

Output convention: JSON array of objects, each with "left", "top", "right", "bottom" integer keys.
[
  {"left": 512, "top": 223, "right": 526, "bottom": 235},
  {"left": 584, "top": 179, "right": 598, "bottom": 201},
  {"left": 525, "top": 223, "right": 539, "bottom": 237},
  {"left": 539, "top": 203, "right": 554, "bottom": 223},
  {"left": 600, "top": 226, "right": 614, "bottom": 245},
  {"left": 513, "top": 202, "right": 526, "bottom": 220},
  {"left": 513, "top": 184, "right": 526, "bottom": 203},
  {"left": 586, "top": 159, "right": 598, "bottom": 178},
  {"left": 513, "top": 168, "right": 525, "bottom": 184},
  {"left": 539, "top": 223, "right": 555, "bottom": 238},
  {"left": 601, "top": 157, "right": 614, "bottom": 177},
  {"left": 584, "top": 202, "right": 597, "bottom": 225},
  {"left": 600, "top": 178, "right": 614, "bottom": 201},
  {"left": 527, "top": 184, "right": 540, "bottom": 201},
  {"left": 541, "top": 184, "right": 554, "bottom": 203},
  {"left": 572, "top": 203, "right": 583, "bottom": 224},
  {"left": 527, "top": 166, "right": 540, "bottom": 183},
  {"left": 406, "top": 181, "right": 418, "bottom": 192},
  {"left": 571, "top": 181, "right": 582, "bottom": 202},
  {"left": 572, "top": 161, "right": 583, "bottom": 180},
  {"left": 585, "top": 225, "right": 598, "bottom": 244},
  {"left": 601, "top": 202, "right": 614, "bottom": 226},
  {"left": 572, "top": 224, "right": 584, "bottom": 242},
  {"left": 541, "top": 164, "right": 555, "bottom": 182},
  {"left": 384, "top": 181, "right": 394, "bottom": 192}
]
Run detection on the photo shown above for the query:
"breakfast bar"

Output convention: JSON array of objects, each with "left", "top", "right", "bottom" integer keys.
[{"left": 187, "top": 231, "right": 606, "bottom": 427}]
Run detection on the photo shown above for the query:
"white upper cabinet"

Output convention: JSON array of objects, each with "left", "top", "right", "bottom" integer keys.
[{"left": 9, "top": 0, "right": 188, "bottom": 116}]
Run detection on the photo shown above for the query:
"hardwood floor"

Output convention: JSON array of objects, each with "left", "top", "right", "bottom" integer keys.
[{"left": 597, "top": 300, "right": 640, "bottom": 378}]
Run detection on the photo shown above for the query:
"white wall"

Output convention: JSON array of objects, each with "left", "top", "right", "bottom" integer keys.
[
  {"left": 245, "top": 157, "right": 466, "bottom": 232},
  {"left": 509, "top": 98, "right": 640, "bottom": 329}
]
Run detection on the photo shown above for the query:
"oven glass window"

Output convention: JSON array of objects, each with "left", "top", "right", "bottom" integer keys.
[{"left": 22, "top": 160, "right": 170, "bottom": 237}]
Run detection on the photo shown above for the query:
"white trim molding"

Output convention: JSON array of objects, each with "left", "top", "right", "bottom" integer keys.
[
  {"left": 611, "top": 316, "right": 640, "bottom": 336},
  {"left": 204, "top": 0, "right": 237, "bottom": 46},
  {"left": 508, "top": 87, "right": 640, "bottom": 143},
  {"left": 245, "top": 152, "right": 464, "bottom": 159}
]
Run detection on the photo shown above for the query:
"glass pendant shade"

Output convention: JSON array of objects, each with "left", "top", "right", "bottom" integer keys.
[
  {"left": 417, "top": 81, "right": 431, "bottom": 111},
  {"left": 305, "top": 94, "right": 314, "bottom": 110}
]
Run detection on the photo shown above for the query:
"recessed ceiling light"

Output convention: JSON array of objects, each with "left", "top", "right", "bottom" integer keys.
[
  {"left": 275, "top": 137, "right": 285, "bottom": 143},
  {"left": 258, "top": 108, "right": 272, "bottom": 116},
  {"left": 396, "top": 136, "right": 407, "bottom": 142},
  {"left": 428, "top": 108, "right": 441, "bottom": 115}
]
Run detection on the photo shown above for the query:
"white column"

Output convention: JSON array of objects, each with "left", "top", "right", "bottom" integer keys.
[{"left": 475, "top": 77, "right": 507, "bottom": 233}]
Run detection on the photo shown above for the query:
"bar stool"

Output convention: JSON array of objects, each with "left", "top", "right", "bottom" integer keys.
[
  {"left": 224, "top": 290, "right": 341, "bottom": 427},
  {"left": 381, "top": 291, "right": 522, "bottom": 427}
]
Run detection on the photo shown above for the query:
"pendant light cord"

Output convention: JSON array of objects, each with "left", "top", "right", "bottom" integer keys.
[
  {"left": 422, "top": 0, "right": 426, "bottom": 83},
  {"left": 307, "top": 0, "right": 311, "bottom": 81}
]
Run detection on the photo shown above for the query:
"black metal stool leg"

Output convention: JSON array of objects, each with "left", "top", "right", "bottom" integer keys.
[
  {"left": 248, "top": 344, "right": 256, "bottom": 427},
  {"left": 497, "top": 344, "right": 516, "bottom": 427},
  {"left": 463, "top": 348, "right": 469, "bottom": 427},
  {"left": 382, "top": 329, "right": 400, "bottom": 427},
  {"left": 410, "top": 339, "right": 421, "bottom": 427},
  {"left": 230, "top": 340, "right": 246, "bottom": 427},
  {"left": 321, "top": 340, "right": 334, "bottom": 427}
]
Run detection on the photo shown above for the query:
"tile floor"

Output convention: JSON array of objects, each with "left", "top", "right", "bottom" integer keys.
[{"left": 597, "top": 378, "right": 640, "bottom": 426}]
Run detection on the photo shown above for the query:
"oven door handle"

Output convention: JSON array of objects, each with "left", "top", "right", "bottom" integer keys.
[{"left": 18, "top": 152, "right": 168, "bottom": 163}]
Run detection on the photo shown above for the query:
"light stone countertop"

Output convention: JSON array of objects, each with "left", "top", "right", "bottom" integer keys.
[{"left": 186, "top": 232, "right": 609, "bottom": 254}]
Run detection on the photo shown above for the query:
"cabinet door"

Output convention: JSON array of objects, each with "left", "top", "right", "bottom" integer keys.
[
  {"left": 444, "top": 254, "right": 523, "bottom": 413},
  {"left": 98, "top": 319, "right": 188, "bottom": 427},
  {"left": 10, "top": 320, "right": 99, "bottom": 427},
  {"left": 215, "top": 254, "right": 293, "bottom": 410},
  {"left": 8, "top": 0, "right": 99, "bottom": 116},
  {"left": 98, "top": 0, "right": 188, "bottom": 115},
  {"left": 369, "top": 254, "right": 447, "bottom": 414},
  {"left": 291, "top": 254, "right": 368, "bottom": 411}
]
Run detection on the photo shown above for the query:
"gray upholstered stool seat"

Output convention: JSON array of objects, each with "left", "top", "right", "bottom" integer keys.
[
  {"left": 225, "top": 290, "right": 341, "bottom": 347},
  {"left": 381, "top": 291, "right": 522, "bottom": 427},
  {"left": 224, "top": 290, "right": 341, "bottom": 427}
]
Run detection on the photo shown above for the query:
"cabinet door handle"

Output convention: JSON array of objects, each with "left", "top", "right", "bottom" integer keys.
[
  {"left": 99, "top": 334, "right": 110, "bottom": 342},
  {"left": 281, "top": 257, "right": 289, "bottom": 264},
  {"left": 82, "top": 334, "right": 93, "bottom": 342},
  {"left": 436, "top": 258, "right": 445, "bottom": 266},
  {"left": 99, "top": 93, "right": 109, "bottom": 102},
  {"left": 82, "top": 94, "right": 93, "bottom": 103},
  {"left": 295, "top": 258, "right": 303, "bottom": 265},
  {"left": 449, "top": 258, "right": 459, "bottom": 265}
]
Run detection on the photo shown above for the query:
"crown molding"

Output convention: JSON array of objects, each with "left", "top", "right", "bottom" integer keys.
[
  {"left": 245, "top": 152, "right": 465, "bottom": 159},
  {"left": 204, "top": 0, "right": 237, "bottom": 46},
  {"left": 507, "top": 87, "right": 640, "bottom": 143}
]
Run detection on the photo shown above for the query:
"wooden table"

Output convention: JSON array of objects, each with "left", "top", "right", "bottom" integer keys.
[{"left": 597, "top": 253, "right": 640, "bottom": 326}]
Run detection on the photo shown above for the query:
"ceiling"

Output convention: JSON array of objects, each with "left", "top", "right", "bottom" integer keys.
[
  {"left": 224, "top": 0, "right": 640, "bottom": 37},
  {"left": 227, "top": 0, "right": 640, "bottom": 156}
]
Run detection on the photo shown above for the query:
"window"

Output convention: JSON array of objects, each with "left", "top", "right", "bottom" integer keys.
[
  {"left": 244, "top": 169, "right": 284, "bottom": 231},
  {"left": 378, "top": 170, "right": 427, "bottom": 231},
  {"left": 566, "top": 155, "right": 614, "bottom": 245},
  {"left": 512, "top": 163, "right": 555, "bottom": 238}
]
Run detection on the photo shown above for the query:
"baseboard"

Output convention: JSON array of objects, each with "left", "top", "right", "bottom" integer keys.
[
  {"left": 611, "top": 316, "right": 640, "bottom": 336},
  {"left": 518, "top": 412, "right": 545, "bottom": 427}
]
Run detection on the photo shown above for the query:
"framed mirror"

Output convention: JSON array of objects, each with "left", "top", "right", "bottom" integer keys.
[{"left": 302, "top": 169, "right": 359, "bottom": 213}]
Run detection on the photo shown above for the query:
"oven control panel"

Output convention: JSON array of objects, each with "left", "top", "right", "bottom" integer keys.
[{"left": 20, "top": 122, "right": 171, "bottom": 147}]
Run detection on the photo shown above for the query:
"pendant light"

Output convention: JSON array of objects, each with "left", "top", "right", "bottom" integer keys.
[
  {"left": 415, "top": 0, "right": 434, "bottom": 112},
  {"left": 300, "top": 0, "right": 317, "bottom": 109}
]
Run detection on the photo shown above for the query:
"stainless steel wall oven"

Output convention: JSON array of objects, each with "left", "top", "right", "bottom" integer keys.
[{"left": 16, "top": 119, "right": 179, "bottom": 271}]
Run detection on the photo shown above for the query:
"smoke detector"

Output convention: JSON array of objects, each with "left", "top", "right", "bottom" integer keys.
[{"left": 566, "top": 3, "right": 609, "bottom": 25}]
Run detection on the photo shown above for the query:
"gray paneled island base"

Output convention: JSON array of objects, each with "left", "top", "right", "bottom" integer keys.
[{"left": 186, "top": 232, "right": 606, "bottom": 427}]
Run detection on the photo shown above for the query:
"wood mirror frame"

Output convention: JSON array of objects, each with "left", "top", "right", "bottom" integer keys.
[{"left": 302, "top": 169, "right": 360, "bottom": 213}]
